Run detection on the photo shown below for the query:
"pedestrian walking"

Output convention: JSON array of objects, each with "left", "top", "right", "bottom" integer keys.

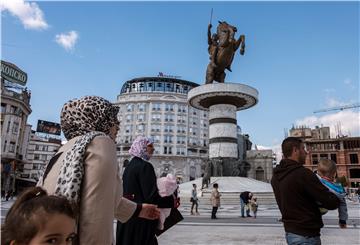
[
  {"left": 271, "top": 137, "right": 339, "bottom": 245},
  {"left": 116, "top": 136, "right": 176, "bottom": 245},
  {"left": 37, "top": 96, "right": 160, "bottom": 245},
  {"left": 210, "top": 183, "right": 221, "bottom": 219},
  {"left": 190, "top": 183, "right": 199, "bottom": 215}
]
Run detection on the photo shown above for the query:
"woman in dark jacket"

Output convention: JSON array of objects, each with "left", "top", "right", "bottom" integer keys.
[{"left": 116, "top": 136, "right": 175, "bottom": 245}]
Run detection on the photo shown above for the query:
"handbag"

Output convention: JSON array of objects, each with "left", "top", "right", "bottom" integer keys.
[
  {"left": 155, "top": 208, "right": 184, "bottom": 236},
  {"left": 190, "top": 197, "right": 194, "bottom": 202}
]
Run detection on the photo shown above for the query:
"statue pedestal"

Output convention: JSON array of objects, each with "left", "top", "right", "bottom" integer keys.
[{"left": 188, "top": 83, "right": 258, "bottom": 176}]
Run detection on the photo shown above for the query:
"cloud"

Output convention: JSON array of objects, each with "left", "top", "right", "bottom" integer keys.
[
  {"left": 55, "top": 31, "right": 79, "bottom": 52},
  {"left": 325, "top": 97, "right": 350, "bottom": 108},
  {"left": 0, "top": 0, "right": 48, "bottom": 30},
  {"left": 257, "top": 144, "right": 282, "bottom": 164},
  {"left": 295, "top": 110, "right": 360, "bottom": 138},
  {"left": 344, "top": 78, "right": 352, "bottom": 85},
  {"left": 323, "top": 88, "right": 335, "bottom": 93}
]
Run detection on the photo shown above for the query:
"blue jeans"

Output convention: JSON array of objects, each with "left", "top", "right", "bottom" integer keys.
[
  {"left": 240, "top": 198, "right": 250, "bottom": 217},
  {"left": 285, "top": 232, "right": 321, "bottom": 245}
]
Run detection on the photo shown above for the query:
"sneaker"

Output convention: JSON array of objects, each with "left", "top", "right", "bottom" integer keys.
[
  {"left": 247, "top": 215, "right": 252, "bottom": 217},
  {"left": 241, "top": 215, "right": 245, "bottom": 218}
]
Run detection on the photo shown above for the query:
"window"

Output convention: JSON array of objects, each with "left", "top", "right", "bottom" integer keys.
[
  {"left": 177, "top": 126, "right": 186, "bottom": 134},
  {"left": 9, "top": 142, "right": 15, "bottom": 153},
  {"left": 10, "top": 105, "right": 17, "bottom": 114},
  {"left": 312, "top": 154, "right": 318, "bottom": 165},
  {"left": 164, "top": 125, "right": 173, "bottom": 133},
  {"left": 176, "top": 147, "right": 186, "bottom": 155},
  {"left": 124, "top": 136, "right": 132, "bottom": 144},
  {"left": 320, "top": 154, "right": 328, "bottom": 159},
  {"left": 151, "top": 135, "right": 161, "bottom": 143},
  {"left": 3, "top": 140, "right": 7, "bottom": 152},
  {"left": 349, "top": 169, "right": 360, "bottom": 178},
  {"left": 125, "top": 125, "right": 132, "bottom": 133},
  {"left": 126, "top": 104, "right": 134, "bottom": 112},
  {"left": 151, "top": 125, "right": 161, "bottom": 132},
  {"left": 138, "top": 103, "right": 146, "bottom": 111},
  {"left": 126, "top": 114, "right": 133, "bottom": 122},
  {"left": 165, "top": 83, "right": 174, "bottom": 92},
  {"left": 152, "top": 103, "right": 161, "bottom": 111},
  {"left": 330, "top": 154, "right": 337, "bottom": 164},
  {"left": 34, "top": 154, "right": 40, "bottom": 160},
  {"left": 177, "top": 115, "right": 186, "bottom": 123},
  {"left": 12, "top": 122, "right": 19, "bottom": 134},
  {"left": 178, "top": 105, "right": 187, "bottom": 113},
  {"left": 350, "top": 154, "right": 359, "bottom": 164},
  {"left": 163, "top": 146, "right": 173, "bottom": 155},
  {"left": 165, "top": 103, "right": 174, "bottom": 111},
  {"left": 155, "top": 82, "right": 164, "bottom": 92},
  {"left": 1, "top": 103, "right": 6, "bottom": 113},
  {"left": 177, "top": 136, "right": 186, "bottom": 144},
  {"left": 6, "top": 121, "right": 11, "bottom": 133},
  {"left": 138, "top": 83, "right": 145, "bottom": 92},
  {"left": 137, "top": 114, "right": 145, "bottom": 122},
  {"left": 136, "top": 124, "right": 145, "bottom": 133},
  {"left": 151, "top": 114, "right": 161, "bottom": 122},
  {"left": 164, "top": 135, "right": 173, "bottom": 143},
  {"left": 164, "top": 114, "right": 174, "bottom": 122}
]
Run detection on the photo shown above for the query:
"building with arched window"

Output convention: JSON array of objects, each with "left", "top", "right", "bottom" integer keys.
[
  {"left": 115, "top": 76, "right": 209, "bottom": 182},
  {"left": 246, "top": 149, "right": 274, "bottom": 182}
]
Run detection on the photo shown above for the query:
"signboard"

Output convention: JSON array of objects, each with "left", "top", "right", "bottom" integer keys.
[
  {"left": 1, "top": 60, "right": 27, "bottom": 86},
  {"left": 36, "top": 120, "right": 61, "bottom": 135}
]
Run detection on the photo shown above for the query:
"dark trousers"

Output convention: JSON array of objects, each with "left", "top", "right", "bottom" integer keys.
[
  {"left": 211, "top": 206, "right": 218, "bottom": 219},
  {"left": 191, "top": 200, "right": 198, "bottom": 213}
]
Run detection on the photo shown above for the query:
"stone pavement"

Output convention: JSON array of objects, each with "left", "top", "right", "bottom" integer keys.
[
  {"left": 156, "top": 199, "right": 360, "bottom": 245},
  {"left": 2, "top": 198, "right": 360, "bottom": 245}
]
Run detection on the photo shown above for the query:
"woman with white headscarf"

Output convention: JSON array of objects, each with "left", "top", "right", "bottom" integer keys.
[
  {"left": 116, "top": 136, "right": 175, "bottom": 245},
  {"left": 38, "top": 96, "right": 160, "bottom": 245}
]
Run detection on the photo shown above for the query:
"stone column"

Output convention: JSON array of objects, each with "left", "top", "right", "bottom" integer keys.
[
  {"left": 188, "top": 83, "right": 258, "bottom": 176},
  {"left": 209, "top": 104, "right": 238, "bottom": 158}
]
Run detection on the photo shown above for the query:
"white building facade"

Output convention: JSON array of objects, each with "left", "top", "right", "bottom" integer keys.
[
  {"left": 115, "top": 77, "right": 209, "bottom": 182},
  {"left": 24, "top": 131, "right": 62, "bottom": 182}
]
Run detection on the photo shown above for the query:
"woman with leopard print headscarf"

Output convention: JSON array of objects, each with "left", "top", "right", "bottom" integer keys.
[
  {"left": 116, "top": 136, "right": 176, "bottom": 245},
  {"left": 37, "top": 96, "right": 160, "bottom": 245}
]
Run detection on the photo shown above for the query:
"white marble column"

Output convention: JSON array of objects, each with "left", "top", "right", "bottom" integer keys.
[{"left": 208, "top": 104, "right": 238, "bottom": 158}]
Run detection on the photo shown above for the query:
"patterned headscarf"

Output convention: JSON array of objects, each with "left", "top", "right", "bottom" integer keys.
[
  {"left": 60, "top": 96, "right": 119, "bottom": 140},
  {"left": 129, "top": 136, "right": 154, "bottom": 161},
  {"left": 38, "top": 96, "right": 119, "bottom": 206}
]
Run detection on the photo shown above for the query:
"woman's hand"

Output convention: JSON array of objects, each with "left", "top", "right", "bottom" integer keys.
[{"left": 138, "top": 204, "right": 160, "bottom": 220}]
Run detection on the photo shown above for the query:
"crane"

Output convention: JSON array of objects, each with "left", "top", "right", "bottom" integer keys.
[{"left": 313, "top": 103, "right": 360, "bottom": 114}]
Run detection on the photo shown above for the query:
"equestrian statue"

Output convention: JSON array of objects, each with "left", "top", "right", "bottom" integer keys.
[{"left": 206, "top": 21, "right": 245, "bottom": 84}]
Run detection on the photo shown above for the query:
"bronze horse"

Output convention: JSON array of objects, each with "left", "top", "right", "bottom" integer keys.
[{"left": 206, "top": 21, "right": 245, "bottom": 84}]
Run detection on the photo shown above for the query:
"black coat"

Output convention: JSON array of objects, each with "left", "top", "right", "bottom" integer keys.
[
  {"left": 271, "top": 159, "right": 339, "bottom": 237},
  {"left": 116, "top": 157, "right": 174, "bottom": 245},
  {"left": 240, "top": 191, "right": 252, "bottom": 204}
]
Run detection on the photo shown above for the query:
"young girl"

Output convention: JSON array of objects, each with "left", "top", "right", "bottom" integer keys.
[
  {"left": 1, "top": 186, "right": 77, "bottom": 245},
  {"left": 250, "top": 196, "right": 258, "bottom": 218}
]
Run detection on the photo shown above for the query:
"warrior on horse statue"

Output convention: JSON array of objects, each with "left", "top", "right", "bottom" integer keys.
[{"left": 206, "top": 21, "right": 245, "bottom": 84}]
